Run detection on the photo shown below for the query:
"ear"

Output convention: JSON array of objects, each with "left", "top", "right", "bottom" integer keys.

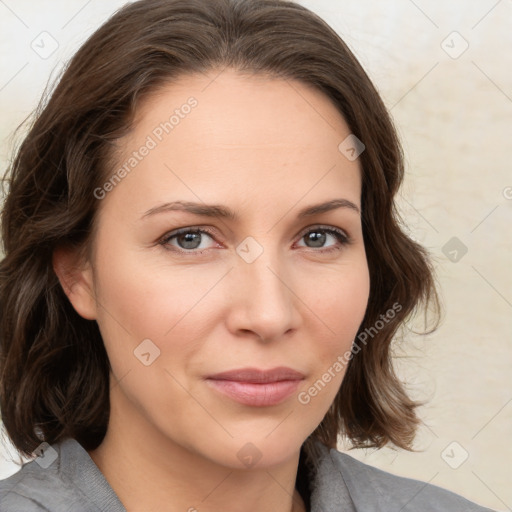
[{"left": 52, "top": 245, "right": 97, "bottom": 320}]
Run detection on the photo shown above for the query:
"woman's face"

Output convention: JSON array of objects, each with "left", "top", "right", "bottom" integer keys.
[{"left": 64, "top": 69, "right": 370, "bottom": 468}]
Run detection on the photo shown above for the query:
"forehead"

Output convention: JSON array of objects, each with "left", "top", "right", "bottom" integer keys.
[
  {"left": 103, "top": 68, "right": 362, "bottom": 218},
  {"left": 133, "top": 68, "right": 353, "bottom": 151}
]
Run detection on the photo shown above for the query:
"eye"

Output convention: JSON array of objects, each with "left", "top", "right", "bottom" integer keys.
[
  {"left": 296, "top": 225, "right": 352, "bottom": 253},
  {"left": 159, "top": 227, "right": 217, "bottom": 253},
  {"left": 158, "top": 225, "right": 352, "bottom": 255}
]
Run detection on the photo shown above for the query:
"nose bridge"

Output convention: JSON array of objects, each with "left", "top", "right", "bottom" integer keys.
[{"left": 231, "top": 234, "right": 298, "bottom": 339}]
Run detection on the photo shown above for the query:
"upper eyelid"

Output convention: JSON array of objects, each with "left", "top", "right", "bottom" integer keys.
[
  {"left": 296, "top": 224, "right": 350, "bottom": 241},
  {"left": 161, "top": 224, "right": 351, "bottom": 244}
]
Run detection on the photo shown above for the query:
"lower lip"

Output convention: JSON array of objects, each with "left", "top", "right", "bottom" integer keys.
[{"left": 205, "top": 379, "right": 302, "bottom": 407}]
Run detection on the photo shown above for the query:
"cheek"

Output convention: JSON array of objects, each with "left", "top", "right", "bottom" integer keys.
[
  {"left": 295, "top": 257, "right": 369, "bottom": 401},
  {"left": 91, "top": 240, "right": 230, "bottom": 399},
  {"left": 93, "top": 241, "right": 205, "bottom": 340},
  {"left": 306, "top": 258, "right": 370, "bottom": 346}
]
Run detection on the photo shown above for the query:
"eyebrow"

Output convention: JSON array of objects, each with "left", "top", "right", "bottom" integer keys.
[{"left": 141, "top": 198, "right": 360, "bottom": 221}]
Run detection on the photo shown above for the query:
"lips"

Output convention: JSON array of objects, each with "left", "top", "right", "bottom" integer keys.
[
  {"left": 207, "top": 367, "right": 305, "bottom": 383},
  {"left": 205, "top": 366, "right": 305, "bottom": 407}
]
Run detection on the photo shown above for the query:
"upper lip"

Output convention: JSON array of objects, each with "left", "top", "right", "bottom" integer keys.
[{"left": 206, "top": 366, "right": 305, "bottom": 383}]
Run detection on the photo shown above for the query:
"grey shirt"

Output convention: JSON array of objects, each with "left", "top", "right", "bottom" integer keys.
[{"left": 0, "top": 437, "right": 496, "bottom": 511}]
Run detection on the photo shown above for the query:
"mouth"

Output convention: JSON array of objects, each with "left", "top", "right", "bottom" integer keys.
[{"left": 205, "top": 366, "right": 305, "bottom": 407}]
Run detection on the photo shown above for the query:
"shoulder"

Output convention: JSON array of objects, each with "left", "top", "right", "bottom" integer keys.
[
  {"left": 313, "top": 440, "right": 497, "bottom": 511},
  {"left": 0, "top": 483, "right": 51, "bottom": 511},
  {"left": 0, "top": 461, "right": 74, "bottom": 511},
  {"left": 0, "top": 439, "right": 105, "bottom": 512}
]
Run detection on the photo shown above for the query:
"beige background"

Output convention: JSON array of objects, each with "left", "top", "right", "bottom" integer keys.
[{"left": 0, "top": 1, "right": 510, "bottom": 510}]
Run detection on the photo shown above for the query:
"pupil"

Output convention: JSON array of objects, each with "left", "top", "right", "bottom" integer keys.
[
  {"left": 308, "top": 231, "right": 325, "bottom": 248},
  {"left": 180, "top": 232, "right": 200, "bottom": 249}
]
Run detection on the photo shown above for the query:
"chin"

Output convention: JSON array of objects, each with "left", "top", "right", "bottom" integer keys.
[{"left": 193, "top": 428, "right": 309, "bottom": 471}]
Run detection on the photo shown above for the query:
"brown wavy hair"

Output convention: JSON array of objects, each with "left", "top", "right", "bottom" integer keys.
[{"left": 0, "top": 0, "right": 441, "bottom": 464}]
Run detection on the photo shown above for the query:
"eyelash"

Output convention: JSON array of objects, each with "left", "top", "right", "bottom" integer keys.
[{"left": 158, "top": 225, "right": 352, "bottom": 256}]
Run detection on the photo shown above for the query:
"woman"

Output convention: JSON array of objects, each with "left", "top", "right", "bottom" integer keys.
[{"left": 0, "top": 0, "right": 496, "bottom": 510}]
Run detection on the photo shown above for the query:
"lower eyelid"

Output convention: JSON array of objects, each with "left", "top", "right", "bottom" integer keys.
[{"left": 160, "top": 226, "right": 351, "bottom": 252}]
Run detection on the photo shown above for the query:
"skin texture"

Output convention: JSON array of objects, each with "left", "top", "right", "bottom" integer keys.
[{"left": 53, "top": 68, "right": 370, "bottom": 512}]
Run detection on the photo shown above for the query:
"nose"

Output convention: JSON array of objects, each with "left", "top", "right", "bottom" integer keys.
[{"left": 225, "top": 241, "right": 301, "bottom": 343}]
